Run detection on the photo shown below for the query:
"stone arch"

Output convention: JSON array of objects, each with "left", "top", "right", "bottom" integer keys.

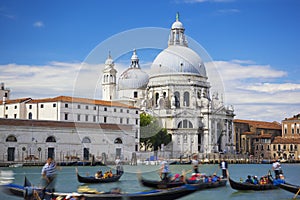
[
  {"left": 6, "top": 135, "right": 17, "bottom": 142},
  {"left": 82, "top": 137, "right": 91, "bottom": 143},
  {"left": 114, "top": 137, "right": 123, "bottom": 144},
  {"left": 46, "top": 136, "right": 56, "bottom": 143}
]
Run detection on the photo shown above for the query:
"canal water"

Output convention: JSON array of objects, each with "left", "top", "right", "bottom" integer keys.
[{"left": 1, "top": 163, "right": 299, "bottom": 200}]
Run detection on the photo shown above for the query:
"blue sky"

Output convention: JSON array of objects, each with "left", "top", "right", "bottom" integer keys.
[{"left": 0, "top": 0, "right": 300, "bottom": 122}]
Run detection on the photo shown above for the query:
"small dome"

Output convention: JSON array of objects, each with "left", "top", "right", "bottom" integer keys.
[
  {"left": 118, "top": 68, "right": 149, "bottom": 90},
  {"left": 171, "top": 21, "right": 184, "bottom": 29},
  {"left": 150, "top": 45, "right": 207, "bottom": 77},
  {"left": 104, "top": 52, "right": 114, "bottom": 69}
]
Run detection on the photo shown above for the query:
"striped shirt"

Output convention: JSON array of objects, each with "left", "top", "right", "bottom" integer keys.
[{"left": 41, "top": 162, "right": 56, "bottom": 178}]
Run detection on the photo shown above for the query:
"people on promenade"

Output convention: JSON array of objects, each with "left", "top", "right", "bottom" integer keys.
[
  {"left": 41, "top": 157, "right": 57, "bottom": 192},
  {"left": 219, "top": 159, "right": 228, "bottom": 178}
]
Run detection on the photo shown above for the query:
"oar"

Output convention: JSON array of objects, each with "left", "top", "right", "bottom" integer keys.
[{"left": 293, "top": 188, "right": 300, "bottom": 199}]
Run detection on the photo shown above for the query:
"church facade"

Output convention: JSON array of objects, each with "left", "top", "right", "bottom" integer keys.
[{"left": 102, "top": 14, "right": 235, "bottom": 158}]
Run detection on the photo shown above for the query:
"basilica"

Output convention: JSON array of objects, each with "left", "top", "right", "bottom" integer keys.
[{"left": 102, "top": 14, "right": 235, "bottom": 158}]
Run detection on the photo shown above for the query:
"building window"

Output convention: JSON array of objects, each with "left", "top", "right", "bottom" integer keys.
[
  {"left": 290, "top": 145, "right": 293, "bottom": 151},
  {"left": 114, "top": 108, "right": 117, "bottom": 112},
  {"left": 29, "top": 105, "right": 32, "bottom": 109},
  {"left": 93, "top": 115, "right": 96, "bottom": 122},
  {"left": 283, "top": 145, "right": 286, "bottom": 150},
  {"left": 77, "top": 105, "right": 81, "bottom": 109},
  {"left": 53, "top": 103, "right": 56, "bottom": 107},
  {"left": 104, "top": 107, "right": 107, "bottom": 111},
  {"left": 267, "top": 145, "right": 270, "bottom": 150},
  {"left": 120, "top": 118, "right": 123, "bottom": 124},
  {"left": 136, "top": 119, "right": 138, "bottom": 125},
  {"left": 261, "top": 145, "right": 264, "bottom": 150},
  {"left": 127, "top": 118, "right": 129, "bottom": 124},
  {"left": 104, "top": 116, "right": 107, "bottom": 123},
  {"left": 82, "top": 137, "right": 91, "bottom": 143},
  {"left": 14, "top": 114, "right": 17, "bottom": 118},
  {"left": 136, "top": 110, "right": 138, "bottom": 114},
  {"left": 120, "top": 109, "right": 123, "bottom": 113},
  {"left": 5, "top": 114, "right": 8, "bottom": 118},
  {"left": 5, "top": 106, "right": 8, "bottom": 110},
  {"left": 114, "top": 138, "right": 123, "bottom": 144},
  {"left": 40, "top": 104, "right": 44, "bottom": 108},
  {"left": 292, "top": 127, "right": 295, "bottom": 134},
  {"left": 183, "top": 92, "right": 190, "bottom": 107},
  {"left": 135, "top": 144, "right": 138, "bottom": 152},
  {"left": 14, "top": 105, "right": 17, "bottom": 109},
  {"left": 64, "top": 113, "right": 68, "bottom": 120},
  {"left": 46, "top": 136, "right": 56, "bottom": 143},
  {"left": 256, "top": 145, "right": 258, "bottom": 150},
  {"left": 127, "top": 110, "right": 129, "bottom": 113},
  {"left": 85, "top": 105, "right": 89, "bottom": 110},
  {"left": 65, "top": 103, "right": 68, "bottom": 108},
  {"left": 77, "top": 114, "right": 81, "bottom": 121},
  {"left": 284, "top": 128, "right": 287, "bottom": 134},
  {"left": 135, "top": 130, "right": 138, "bottom": 139},
  {"left": 6, "top": 135, "right": 17, "bottom": 142},
  {"left": 85, "top": 115, "right": 89, "bottom": 122},
  {"left": 278, "top": 145, "right": 281, "bottom": 151},
  {"left": 134, "top": 91, "right": 138, "bottom": 98},
  {"left": 93, "top": 106, "right": 97, "bottom": 110},
  {"left": 273, "top": 145, "right": 276, "bottom": 150},
  {"left": 295, "top": 145, "right": 298, "bottom": 150},
  {"left": 174, "top": 91, "right": 180, "bottom": 108},
  {"left": 28, "top": 112, "right": 32, "bottom": 119}
]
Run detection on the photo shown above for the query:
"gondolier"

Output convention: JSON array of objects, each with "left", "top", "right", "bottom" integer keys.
[
  {"left": 41, "top": 157, "right": 57, "bottom": 192},
  {"left": 272, "top": 160, "right": 282, "bottom": 176}
]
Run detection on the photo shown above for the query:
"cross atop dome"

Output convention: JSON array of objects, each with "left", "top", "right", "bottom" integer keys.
[{"left": 168, "top": 13, "right": 188, "bottom": 47}]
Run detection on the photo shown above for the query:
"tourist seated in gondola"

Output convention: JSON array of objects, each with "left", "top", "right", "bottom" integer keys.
[
  {"left": 103, "top": 171, "right": 110, "bottom": 179},
  {"left": 252, "top": 176, "right": 259, "bottom": 185},
  {"left": 245, "top": 175, "right": 254, "bottom": 184},
  {"left": 108, "top": 170, "right": 113, "bottom": 178},
  {"left": 95, "top": 170, "right": 103, "bottom": 179},
  {"left": 211, "top": 173, "right": 220, "bottom": 182},
  {"left": 272, "top": 174, "right": 285, "bottom": 186},
  {"left": 188, "top": 173, "right": 200, "bottom": 183},
  {"left": 170, "top": 173, "right": 181, "bottom": 182}
]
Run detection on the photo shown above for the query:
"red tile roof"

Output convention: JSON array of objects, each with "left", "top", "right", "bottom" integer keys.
[
  {"left": 0, "top": 118, "right": 133, "bottom": 131},
  {"left": 234, "top": 119, "right": 281, "bottom": 130},
  {"left": 272, "top": 136, "right": 300, "bottom": 144},
  {"left": 0, "top": 96, "right": 137, "bottom": 109},
  {"left": 283, "top": 114, "right": 300, "bottom": 121}
]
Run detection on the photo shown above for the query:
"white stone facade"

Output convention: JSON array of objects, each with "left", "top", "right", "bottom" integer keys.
[
  {"left": 0, "top": 95, "right": 140, "bottom": 163},
  {"left": 102, "top": 13, "right": 235, "bottom": 157}
]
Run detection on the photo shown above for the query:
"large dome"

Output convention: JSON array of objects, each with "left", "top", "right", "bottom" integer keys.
[
  {"left": 118, "top": 68, "right": 149, "bottom": 90},
  {"left": 150, "top": 45, "right": 207, "bottom": 77}
]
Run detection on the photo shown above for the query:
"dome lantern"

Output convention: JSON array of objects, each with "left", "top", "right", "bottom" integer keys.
[{"left": 168, "top": 12, "right": 188, "bottom": 47}]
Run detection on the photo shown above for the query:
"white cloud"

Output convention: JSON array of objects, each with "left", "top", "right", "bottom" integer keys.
[
  {"left": 0, "top": 59, "right": 299, "bottom": 122},
  {"left": 206, "top": 60, "right": 300, "bottom": 122},
  {"left": 33, "top": 21, "right": 44, "bottom": 28}
]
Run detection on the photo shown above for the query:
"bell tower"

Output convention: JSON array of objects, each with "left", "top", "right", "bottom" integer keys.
[{"left": 102, "top": 52, "right": 117, "bottom": 100}]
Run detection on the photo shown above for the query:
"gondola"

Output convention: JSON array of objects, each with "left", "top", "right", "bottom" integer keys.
[
  {"left": 278, "top": 182, "right": 300, "bottom": 194},
  {"left": 140, "top": 176, "right": 227, "bottom": 190},
  {"left": 4, "top": 180, "right": 198, "bottom": 200},
  {"left": 268, "top": 174, "right": 300, "bottom": 194},
  {"left": 190, "top": 179, "right": 227, "bottom": 190},
  {"left": 76, "top": 168, "right": 123, "bottom": 184},
  {"left": 139, "top": 177, "right": 185, "bottom": 189},
  {"left": 228, "top": 176, "right": 278, "bottom": 191}
]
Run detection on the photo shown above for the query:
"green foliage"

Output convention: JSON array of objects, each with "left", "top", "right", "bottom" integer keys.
[{"left": 139, "top": 113, "right": 171, "bottom": 151}]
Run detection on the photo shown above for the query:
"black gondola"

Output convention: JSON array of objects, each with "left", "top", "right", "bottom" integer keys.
[
  {"left": 139, "top": 177, "right": 185, "bottom": 189},
  {"left": 191, "top": 179, "right": 227, "bottom": 190},
  {"left": 228, "top": 176, "right": 278, "bottom": 191},
  {"left": 278, "top": 182, "right": 300, "bottom": 194},
  {"left": 268, "top": 174, "right": 300, "bottom": 194},
  {"left": 140, "top": 176, "right": 227, "bottom": 190},
  {"left": 4, "top": 181, "right": 198, "bottom": 200},
  {"left": 76, "top": 168, "right": 123, "bottom": 184}
]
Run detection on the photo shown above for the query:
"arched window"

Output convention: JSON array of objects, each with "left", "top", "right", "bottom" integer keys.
[
  {"left": 28, "top": 112, "right": 33, "bottom": 119},
  {"left": 82, "top": 137, "right": 91, "bottom": 143},
  {"left": 155, "top": 92, "right": 159, "bottom": 106},
  {"left": 46, "top": 136, "right": 56, "bottom": 143},
  {"left": 183, "top": 92, "right": 190, "bottom": 107},
  {"left": 174, "top": 92, "right": 180, "bottom": 108},
  {"left": 114, "top": 138, "right": 122, "bottom": 144},
  {"left": 178, "top": 120, "right": 193, "bottom": 128},
  {"left": 6, "top": 135, "right": 17, "bottom": 142}
]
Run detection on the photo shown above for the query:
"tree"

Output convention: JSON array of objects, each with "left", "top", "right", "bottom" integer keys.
[{"left": 139, "top": 112, "right": 171, "bottom": 151}]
